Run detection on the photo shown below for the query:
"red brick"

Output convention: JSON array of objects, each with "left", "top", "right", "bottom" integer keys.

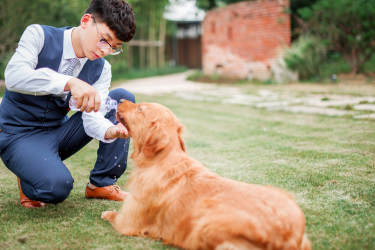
[{"left": 202, "top": 0, "right": 291, "bottom": 80}]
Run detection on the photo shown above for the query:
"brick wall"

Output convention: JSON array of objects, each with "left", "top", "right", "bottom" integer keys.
[{"left": 202, "top": 0, "right": 291, "bottom": 80}]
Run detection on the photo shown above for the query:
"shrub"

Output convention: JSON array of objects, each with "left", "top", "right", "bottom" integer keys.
[
  {"left": 319, "top": 52, "right": 351, "bottom": 79},
  {"left": 284, "top": 35, "right": 327, "bottom": 80}
]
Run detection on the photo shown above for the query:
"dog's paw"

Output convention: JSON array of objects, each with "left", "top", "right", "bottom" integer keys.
[
  {"left": 101, "top": 211, "right": 111, "bottom": 220},
  {"left": 101, "top": 210, "right": 118, "bottom": 222}
]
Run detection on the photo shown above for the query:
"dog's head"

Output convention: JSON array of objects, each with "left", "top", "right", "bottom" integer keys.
[{"left": 117, "top": 100, "right": 186, "bottom": 161}]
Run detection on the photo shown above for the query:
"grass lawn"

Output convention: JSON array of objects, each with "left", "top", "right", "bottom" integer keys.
[{"left": 0, "top": 89, "right": 374, "bottom": 249}]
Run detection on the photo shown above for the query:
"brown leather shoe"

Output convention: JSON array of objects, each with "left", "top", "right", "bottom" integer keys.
[
  {"left": 85, "top": 183, "right": 128, "bottom": 201},
  {"left": 17, "top": 178, "right": 46, "bottom": 208}
]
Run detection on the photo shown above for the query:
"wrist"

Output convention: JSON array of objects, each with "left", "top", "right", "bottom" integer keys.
[
  {"left": 64, "top": 79, "right": 72, "bottom": 91},
  {"left": 104, "top": 126, "right": 115, "bottom": 140},
  {"left": 64, "top": 77, "right": 77, "bottom": 91}
]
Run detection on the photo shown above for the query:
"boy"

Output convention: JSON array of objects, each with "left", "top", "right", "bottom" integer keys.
[{"left": 0, "top": 0, "right": 136, "bottom": 207}]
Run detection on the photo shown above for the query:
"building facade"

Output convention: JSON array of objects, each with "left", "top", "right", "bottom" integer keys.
[{"left": 202, "top": 0, "right": 291, "bottom": 81}]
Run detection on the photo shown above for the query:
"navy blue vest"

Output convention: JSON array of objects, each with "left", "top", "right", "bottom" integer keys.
[{"left": 0, "top": 25, "right": 105, "bottom": 133}]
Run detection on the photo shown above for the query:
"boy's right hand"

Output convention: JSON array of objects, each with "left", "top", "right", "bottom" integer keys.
[{"left": 65, "top": 78, "right": 101, "bottom": 112}]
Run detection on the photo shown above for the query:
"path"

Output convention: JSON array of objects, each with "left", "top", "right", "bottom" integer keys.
[{"left": 116, "top": 72, "right": 375, "bottom": 120}]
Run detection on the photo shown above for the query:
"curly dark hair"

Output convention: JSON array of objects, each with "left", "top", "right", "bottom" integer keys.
[{"left": 85, "top": 0, "right": 136, "bottom": 42}]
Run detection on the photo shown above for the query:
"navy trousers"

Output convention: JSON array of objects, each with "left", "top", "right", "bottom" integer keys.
[{"left": 0, "top": 88, "right": 134, "bottom": 204}]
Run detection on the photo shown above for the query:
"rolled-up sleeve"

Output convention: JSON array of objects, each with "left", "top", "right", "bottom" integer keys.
[{"left": 82, "top": 60, "right": 116, "bottom": 143}]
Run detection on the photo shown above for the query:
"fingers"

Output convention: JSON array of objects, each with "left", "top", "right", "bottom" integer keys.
[
  {"left": 81, "top": 96, "right": 89, "bottom": 112},
  {"left": 69, "top": 78, "right": 100, "bottom": 112},
  {"left": 86, "top": 93, "right": 101, "bottom": 113},
  {"left": 86, "top": 95, "right": 95, "bottom": 113}
]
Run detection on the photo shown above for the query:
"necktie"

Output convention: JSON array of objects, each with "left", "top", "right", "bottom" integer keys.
[
  {"left": 61, "top": 58, "right": 80, "bottom": 102},
  {"left": 63, "top": 58, "right": 80, "bottom": 76}
]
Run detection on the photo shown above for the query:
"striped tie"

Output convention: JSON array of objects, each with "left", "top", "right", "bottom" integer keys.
[{"left": 63, "top": 58, "right": 80, "bottom": 76}]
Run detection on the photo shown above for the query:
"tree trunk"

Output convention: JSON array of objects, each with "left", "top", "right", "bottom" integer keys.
[
  {"left": 127, "top": 45, "right": 133, "bottom": 69},
  {"left": 148, "top": 11, "right": 157, "bottom": 68},
  {"left": 140, "top": 28, "right": 145, "bottom": 68},
  {"left": 158, "top": 18, "right": 166, "bottom": 68},
  {"left": 350, "top": 48, "right": 359, "bottom": 74}
]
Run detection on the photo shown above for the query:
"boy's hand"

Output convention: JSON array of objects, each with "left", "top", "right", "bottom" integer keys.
[
  {"left": 65, "top": 78, "right": 101, "bottom": 112},
  {"left": 104, "top": 123, "right": 129, "bottom": 140}
]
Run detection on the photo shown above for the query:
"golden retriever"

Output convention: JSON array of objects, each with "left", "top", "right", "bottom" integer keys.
[{"left": 102, "top": 101, "right": 311, "bottom": 250}]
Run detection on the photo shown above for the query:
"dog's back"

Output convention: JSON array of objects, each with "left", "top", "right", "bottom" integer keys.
[{"left": 172, "top": 162, "right": 311, "bottom": 250}]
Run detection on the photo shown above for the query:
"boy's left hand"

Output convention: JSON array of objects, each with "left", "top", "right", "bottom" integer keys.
[{"left": 104, "top": 123, "right": 129, "bottom": 139}]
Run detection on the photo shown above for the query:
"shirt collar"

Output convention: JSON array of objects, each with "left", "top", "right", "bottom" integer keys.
[{"left": 63, "top": 28, "right": 88, "bottom": 64}]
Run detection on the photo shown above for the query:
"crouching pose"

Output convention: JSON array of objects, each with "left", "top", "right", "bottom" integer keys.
[{"left": 0, "top": 0, "right": 136, "bottom": 207}]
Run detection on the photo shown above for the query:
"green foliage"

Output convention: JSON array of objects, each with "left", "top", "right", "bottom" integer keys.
[
  {"left": 284, "top": 35, "right": 327, "bottom": 80},
  {"left": 0, "top": 52, "right": 12, "bottom": 81},
  {"left": 296, "top": 0, "right": 375, "bottom": 73},
  {"left": 290, "top": 0, "right": 318, "bottom": 11},
  {"left": 0, "top": 0, "right": 174, "bottom": 79},
  {"left": 319, "top": 53, "right": 351, "bottom": 79},
  {"left": 0, "top": 0, "right": 89, "bottom": 80},
  {"left": 196, "top": 0, "right": 245, "bottom": 10},
  {"left": 127, "top": 0, "right": 169, "bottom": 33},
  {"left": 0, "top": 0, "right": 84, "bottom": 57},
  {"left": 0, "top": 84, "right": 5, "bottom": 97},
  {"left": 363, "top": 54, "right": 375, "bottom": 74}
]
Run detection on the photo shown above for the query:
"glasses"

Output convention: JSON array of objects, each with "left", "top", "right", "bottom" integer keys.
[{"left": 92, "top": 16, "right": 123, "bottom": 56}]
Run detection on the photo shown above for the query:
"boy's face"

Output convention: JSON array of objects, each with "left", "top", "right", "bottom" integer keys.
[{"left": 79, "top": 14, "right": 123, "bottom": 60}]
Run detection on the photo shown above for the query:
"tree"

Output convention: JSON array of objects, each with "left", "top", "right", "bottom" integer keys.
[
  {"left": 290, "top": 0, "right": 318, "bottom": 39},
  {"left": 0, "top": 0, "right": 83, "bottom": 78},
  {"left": 196, "top": 0, "right": 245, "bottom": 10},
  {"left": 0, "top": 0, "right": 171, "bottom": 77},
  {"left": 297, "top": 0, "right": 375, "bottom": 73},
  {"left": 121, "top": 0, "right": 170, "bottom": 68}
]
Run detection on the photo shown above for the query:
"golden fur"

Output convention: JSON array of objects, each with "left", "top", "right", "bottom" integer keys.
[{"left": 102, "top": 101, "right": 311, "bottom": 250}]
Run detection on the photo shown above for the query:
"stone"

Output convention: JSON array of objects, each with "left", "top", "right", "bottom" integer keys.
[{"left": 353, "top": 104, "right": 375, "bottom": 111}]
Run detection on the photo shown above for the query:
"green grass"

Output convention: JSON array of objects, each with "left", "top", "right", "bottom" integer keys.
[
  {"left": 0, "top": 85, "right": 4, "bottom": 97},
  {"left": 186, "top": 70, "right": 252, "bottom": 84},
  {"left": 1, "top": 91, "right": 375, "bottom": 249},
  {"left": 112, "top": 66, "right": 188, "bottom": 82}
]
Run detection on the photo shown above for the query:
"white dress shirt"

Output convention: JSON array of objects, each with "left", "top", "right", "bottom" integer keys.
[{"left": 4, "top": 24, "right": 116, "bottom": 143}]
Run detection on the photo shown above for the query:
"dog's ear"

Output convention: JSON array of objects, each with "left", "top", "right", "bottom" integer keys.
[
  {"left": 177, "top": 126, "right": 186, "bottom": 152},
  {"left": 143, "top": 120, "right": 170, "bottom": 158}
]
